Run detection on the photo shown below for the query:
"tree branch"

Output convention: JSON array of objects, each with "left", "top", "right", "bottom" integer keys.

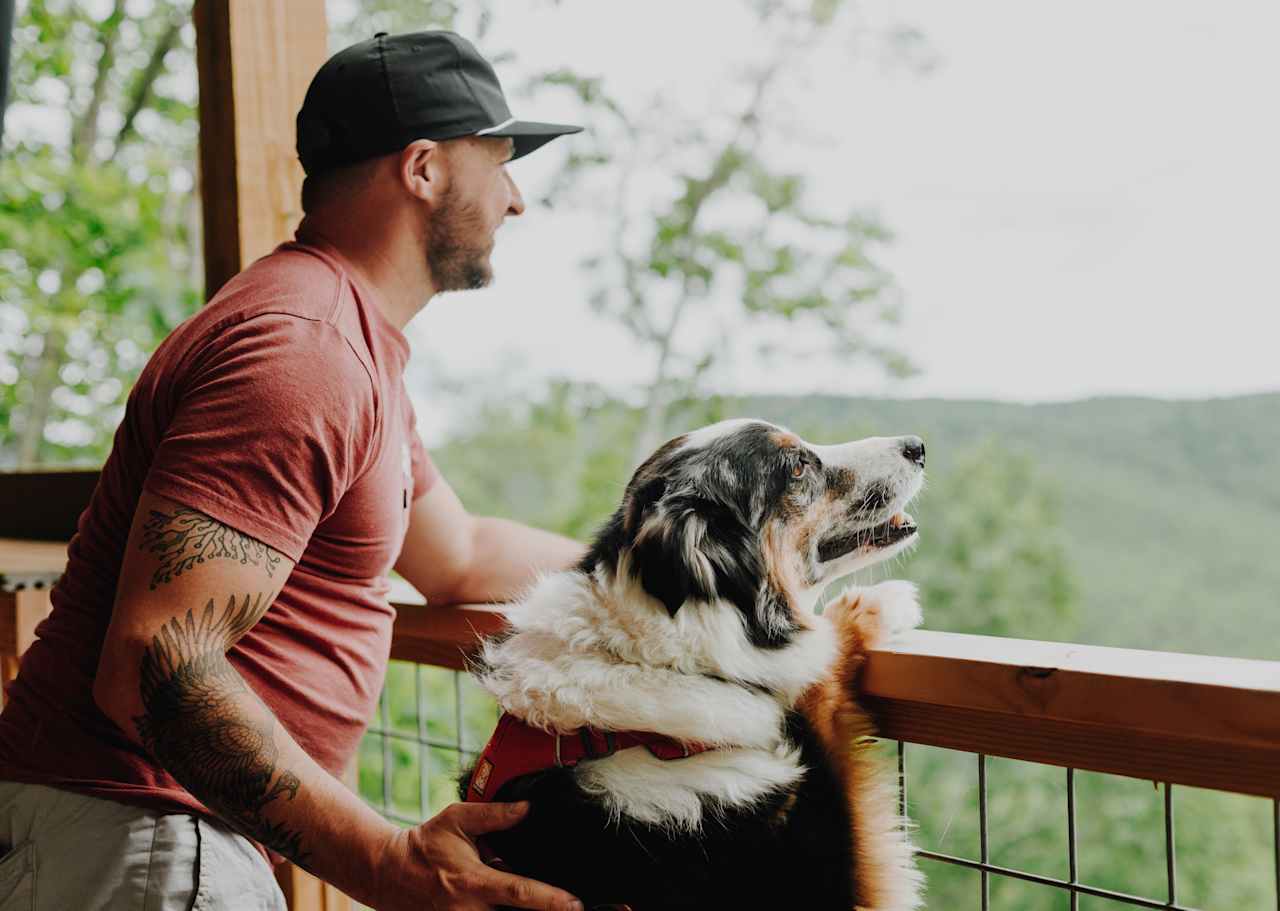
[
  {"left": 113, "top": 13, "right": 183, "bottom": 152},
  {"left": 70, "top": 0, "right": 127, "bottom": 162}
]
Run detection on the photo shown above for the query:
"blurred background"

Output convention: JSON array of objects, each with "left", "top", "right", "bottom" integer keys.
[{"left": 2, "top": 0, "right": 1277, "bottom": 907}]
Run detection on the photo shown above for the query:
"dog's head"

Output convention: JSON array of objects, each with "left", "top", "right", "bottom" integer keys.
[{"left": 583, "top": 419, "right": 925, "bottom": 651}]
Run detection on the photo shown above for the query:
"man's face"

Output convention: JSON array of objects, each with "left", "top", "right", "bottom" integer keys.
[{"left": 426, "top": 137, "right": 525, "bottom": 292}]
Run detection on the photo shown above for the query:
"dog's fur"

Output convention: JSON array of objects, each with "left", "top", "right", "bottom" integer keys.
[{"left": 462, "top": 419, "right": 927, "bottom": 909}]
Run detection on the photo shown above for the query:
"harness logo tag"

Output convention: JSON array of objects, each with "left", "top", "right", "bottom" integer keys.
[{"left": 472, "top": 758, "right": 494, "bottom": 796}]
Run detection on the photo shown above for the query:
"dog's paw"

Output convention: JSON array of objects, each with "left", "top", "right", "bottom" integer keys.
[
  {"left": 826, "top": 580, "right": 922, "bottom": 647},
  {"left": 867, "top": 580, "right": 923, "bottom": 640},
  {"left": 821, "top": 586, "right": 867, "bottom": 627}
]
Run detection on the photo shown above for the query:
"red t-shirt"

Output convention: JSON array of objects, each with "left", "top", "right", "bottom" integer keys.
[{"left": 0, "top": 236, "right": 436, "bottom": 821}]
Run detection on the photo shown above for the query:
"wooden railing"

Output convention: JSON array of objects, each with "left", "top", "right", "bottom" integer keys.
[{"left": 3, "top": 538, "right": 1278, "bottom": 909}]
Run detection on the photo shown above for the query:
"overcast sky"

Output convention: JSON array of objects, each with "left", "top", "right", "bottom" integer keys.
[{"left": 390, "top": 0, "right": 1280, "bottom": 436}]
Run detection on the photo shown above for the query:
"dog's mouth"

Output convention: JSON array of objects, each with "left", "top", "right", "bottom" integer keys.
[{"left": 816, "top": 511, "right": 918, "bottom": 563}]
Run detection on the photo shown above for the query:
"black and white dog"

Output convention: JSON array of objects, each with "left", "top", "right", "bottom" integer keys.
[{"left": 462, "top": 419, "right": 927, "bottom": 910}]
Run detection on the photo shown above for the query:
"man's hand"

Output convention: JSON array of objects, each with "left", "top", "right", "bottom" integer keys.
[{"left": 376, "top": 801, "right": 583, "bottom": 911}]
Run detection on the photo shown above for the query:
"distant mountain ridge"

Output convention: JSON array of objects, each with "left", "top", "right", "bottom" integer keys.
[{"left": 739, "top": 393, "right": 1280, "bottom": 661}]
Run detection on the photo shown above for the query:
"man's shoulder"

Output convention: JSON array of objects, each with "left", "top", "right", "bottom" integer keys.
[
  {"left": 208, "top": 241, "right": 355, "bottom": 327},
  {"left": 142, "top": 250, "right": 375, "bottom": 406},
  {"left": 184, "top": 243, "right": 379, "bottom": 383}
]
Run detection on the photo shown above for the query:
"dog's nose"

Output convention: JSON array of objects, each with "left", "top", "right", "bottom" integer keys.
[{"left": 901, "top": 436, "right": 926, "bottom": 468}]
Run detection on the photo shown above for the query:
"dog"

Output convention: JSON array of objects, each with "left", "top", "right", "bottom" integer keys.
[{"left": 461, "top": 419, "right": 927, "bottom": 910}]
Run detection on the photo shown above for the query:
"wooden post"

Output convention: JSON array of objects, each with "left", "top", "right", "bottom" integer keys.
[
  {"left": 0, "top": 588, "right": 54, "bottom": 691},
  {"left": 1, "top": 0, "right": 15, "bottom": 149},
  {"left": 193, "top": 0, "right": 329, "bottom": 300}
]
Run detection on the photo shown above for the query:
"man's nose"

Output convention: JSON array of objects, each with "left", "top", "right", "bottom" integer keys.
[{"left": 505, "top": 169, "right": 526, "bottom": 216}]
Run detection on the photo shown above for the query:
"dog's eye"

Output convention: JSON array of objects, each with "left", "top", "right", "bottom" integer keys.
[{"left": 790, "top": 462, "right": 807, "bottom": 479}]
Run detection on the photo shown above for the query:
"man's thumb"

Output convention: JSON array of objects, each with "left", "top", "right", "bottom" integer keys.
[{"left": 452, "top": 800, "right": 532, "bottom": 835}]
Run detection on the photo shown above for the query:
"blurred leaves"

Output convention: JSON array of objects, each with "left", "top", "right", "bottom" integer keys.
[{"left": 1, "top": 0, "right": 201, "bottom": 466}]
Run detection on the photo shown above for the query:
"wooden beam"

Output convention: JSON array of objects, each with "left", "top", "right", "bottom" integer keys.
[
  {"left": 381, "top": 605, "right": 1280, "bottom": 797},
  {"left": 386, "top": 577, "right": 508, "bottom": 671},
  {"left": 0, "top": 470, "right": 100, "bottom": 540},
  {"left": 1, "top": 0, "right": 14, "bottom": 149},
  {"left": 0, "top": 539, "right": 68, "bottom": 577},
  {"left": 0, "top": 589, "right": 53, "bottom": 688},
  {"left": 862, "top": 629, "right": 1280, "bottom": 798},
  {"left": 193, "top": 0, "right": 329, "bottom": 299}
]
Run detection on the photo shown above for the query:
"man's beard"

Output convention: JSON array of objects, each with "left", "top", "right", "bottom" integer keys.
[{"left": 426, "top": 191, "right": 493, "bottom": 292}]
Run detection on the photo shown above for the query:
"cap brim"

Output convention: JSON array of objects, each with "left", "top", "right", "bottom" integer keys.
[{"left": 479, "top": 120, "right": 584, "bottom": 161}]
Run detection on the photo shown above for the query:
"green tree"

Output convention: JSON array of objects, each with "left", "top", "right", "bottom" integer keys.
[
  {"left": 905, "top": 440, "right": 1078, "bottom": 641},
  {"left": 0, "top": 0, "right": 199, "bottom": 467},
  {"left": 530, "top": 0, "right": 935, "bottom": 466}
]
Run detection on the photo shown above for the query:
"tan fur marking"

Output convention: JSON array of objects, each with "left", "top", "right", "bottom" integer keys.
[
  {"left": 760, "top": 521, "right": 813, "bottom": 630},
  {"left": 798, "top": 590, "right": 922, "bottom": 909}
]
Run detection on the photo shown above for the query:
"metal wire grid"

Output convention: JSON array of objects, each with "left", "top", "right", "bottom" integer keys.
[
  {"left": 897, "top": 742, "right": 1280, "bottom": 911},
  {"left": 361, "top": 662, "right": 493, "bottom": 826}
]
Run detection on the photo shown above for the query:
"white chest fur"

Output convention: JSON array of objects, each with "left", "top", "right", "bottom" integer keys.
[{"left": 474, "top": 570, "right": 836, "bottom": 830}]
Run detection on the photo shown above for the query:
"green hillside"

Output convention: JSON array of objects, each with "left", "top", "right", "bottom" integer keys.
[{"left": 741, "top": 393, "right": 1280, "bottom": 661}]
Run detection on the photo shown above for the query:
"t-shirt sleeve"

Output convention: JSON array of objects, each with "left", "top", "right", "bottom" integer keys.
[{"left": 143, "top": 313, "right": 377, "bottom": 563}]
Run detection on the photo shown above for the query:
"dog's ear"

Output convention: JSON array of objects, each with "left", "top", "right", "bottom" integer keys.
[
  {"left": 630, "top": 493, "right": 759, "bottom": 619},
  {"left": 630, "top": 489, "right": 699, "bottom": 617},
  {"left": 624, "top": 475, "right": 667, "bottom": 535}
]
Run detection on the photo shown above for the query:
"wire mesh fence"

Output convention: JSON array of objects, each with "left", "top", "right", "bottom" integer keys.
[
  {"left": 358, "top": 660, "right": 499, "bottom": 826},
  {"left": 899, "top": 743, "right": 1280, "bottom": 911}
]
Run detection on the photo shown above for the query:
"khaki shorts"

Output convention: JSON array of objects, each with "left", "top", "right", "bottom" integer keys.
[{"left": 0, "top": 781, "right": 287, "bottom": 910}]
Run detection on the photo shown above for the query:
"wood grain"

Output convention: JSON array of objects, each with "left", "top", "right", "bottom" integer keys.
[
  {"left": 194, "top": 0, "right": 328, "bottom": 299},
  {"left": 862, "top": 629, "right": 1280, "bottom": 797}
]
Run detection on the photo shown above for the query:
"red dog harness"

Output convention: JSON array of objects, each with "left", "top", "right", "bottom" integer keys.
[{"left": 466, "top": 712, "right": 713, "bottom": 801}]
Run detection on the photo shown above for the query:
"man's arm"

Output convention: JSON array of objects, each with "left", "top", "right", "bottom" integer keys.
[
  {"left": 93, "top": 490, "right": 582, "bottom": 911},
  {"left": 394, "top": 477, "right": 584, "bottom": 605}
]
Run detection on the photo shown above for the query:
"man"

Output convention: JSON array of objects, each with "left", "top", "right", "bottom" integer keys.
[{"left": 0, "top": 31, "right": 587, "bottom": 911}]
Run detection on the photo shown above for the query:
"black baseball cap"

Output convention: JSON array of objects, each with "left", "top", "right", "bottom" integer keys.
[{"left": 296, "top": 30, "right": 582, "bottom": 176}]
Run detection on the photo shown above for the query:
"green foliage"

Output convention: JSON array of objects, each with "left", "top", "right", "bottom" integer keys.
[
  {"left": 1, "top": 0, "right": 200, "bottom": 466},
  {"left": 902, "top": 440, "right": 1077, "bottom": 640},
  {"left": 358, "top": 662, "right": 499, "bottom": 822},
  {"left": 429, "top": 382, "right": 640, "bottom": 541},
  {"left": 0, "top": 158, "right": 189, "bottom": 461},
  {"left": 522, "top": 2, "right": 931, "bottom": 462}
]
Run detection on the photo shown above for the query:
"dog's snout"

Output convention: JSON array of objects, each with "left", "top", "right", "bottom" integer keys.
[{"left": 901, "top": 436, "right": 926, "bottom": 468}]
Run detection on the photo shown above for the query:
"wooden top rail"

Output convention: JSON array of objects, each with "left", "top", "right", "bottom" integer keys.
[
  {"left": 6, "top": 540, "right": 1279, "bottom": 799},
  {"left": 384, "top": 589, "right": 1280, "bottom": 799}
]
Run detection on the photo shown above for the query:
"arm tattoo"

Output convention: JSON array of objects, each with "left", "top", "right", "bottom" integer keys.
[
  {"left": 133, "top": 593, "right": 310, "bottom": 865},
  {"left": 141, "top": 507, "right": 282, "bottom": 589}
]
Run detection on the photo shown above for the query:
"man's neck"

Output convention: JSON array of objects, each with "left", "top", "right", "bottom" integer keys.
[{"left": 296, "top": 218, "right": 436, "bottom": 331}]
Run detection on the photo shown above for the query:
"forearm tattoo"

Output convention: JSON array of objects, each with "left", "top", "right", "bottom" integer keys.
[
  {"left": 133, "top": 593, "right": 310, "bottom": 865},
  {"left": 141, "top": 506, "right": 281, "bottom": 590}
]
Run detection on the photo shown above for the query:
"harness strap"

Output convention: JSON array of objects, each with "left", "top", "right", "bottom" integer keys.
[{"left": 466, "top": 712, "right": 712, "bottom": 801}]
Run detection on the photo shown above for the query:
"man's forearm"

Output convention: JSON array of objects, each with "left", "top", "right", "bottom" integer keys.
[
  {"left": 451, "top": 517, "right": 584, "bottom": 603},
  {"left": 99, "top": 595, "right": 397, "bottom": 906}
]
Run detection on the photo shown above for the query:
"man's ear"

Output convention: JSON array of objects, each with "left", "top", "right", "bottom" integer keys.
[{"left": 399, "top": 138, "right": 443, "bottom": 204}]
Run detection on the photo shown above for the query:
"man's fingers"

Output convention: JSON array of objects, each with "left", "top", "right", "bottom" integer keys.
[
  {"left": 469, "top": 866, "right": 584, "bottom": 911},
  {"left": 449, "top": 799, "right": 533, "bottom": 835}
]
